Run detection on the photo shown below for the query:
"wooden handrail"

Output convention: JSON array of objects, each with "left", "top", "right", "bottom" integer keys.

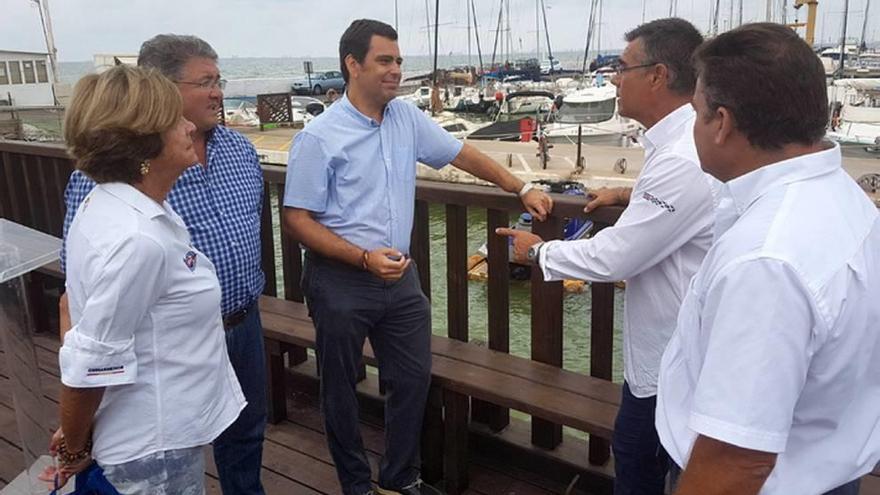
[{"left": 0, "top": 139, "right": 624, "bottom": 461}]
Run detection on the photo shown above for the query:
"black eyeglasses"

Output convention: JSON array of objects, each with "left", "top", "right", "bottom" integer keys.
[
  {"left": 611, "top": 62, "right": 658, "bottom": 73},
  {"left": 175, "top": 78, "right": 227, "bottom": 90}
]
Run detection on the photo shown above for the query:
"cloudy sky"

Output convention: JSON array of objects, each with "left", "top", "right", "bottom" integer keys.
[{"left": 1, "top": 0, "right": 875, "bottom": 61}]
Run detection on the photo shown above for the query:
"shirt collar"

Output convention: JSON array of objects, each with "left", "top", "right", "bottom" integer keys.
[
  {"left": 339, "top": 93, "right": 392, "bottom": 128},
  {"left": 640, "top": 103, "right": 695, "bottom": 155},
  {"left": 99, "top": 182, "right": 175, "bottom": 222},
  {"left": 715, "top": 141, "right": 841, "bottom": 237}
]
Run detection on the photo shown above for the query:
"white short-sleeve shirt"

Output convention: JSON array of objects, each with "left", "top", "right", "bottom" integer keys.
[
  {"left": 538, "top": 104, "right": 717, "bottom": 397},
  {"left": 61, "top": 182, "right": 246, "bottom": 465},
  {"left": 656, "top": 143, "right": 880, "bottom": 493}
]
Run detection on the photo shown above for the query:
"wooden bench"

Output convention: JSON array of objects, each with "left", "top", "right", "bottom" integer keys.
[{"left": 258, "top": 295, "right": 622, "bottom": 494}]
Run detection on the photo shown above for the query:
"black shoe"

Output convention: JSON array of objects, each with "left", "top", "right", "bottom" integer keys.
[{"left": 376, "top": 479, "right": 444, "bottom": 495}]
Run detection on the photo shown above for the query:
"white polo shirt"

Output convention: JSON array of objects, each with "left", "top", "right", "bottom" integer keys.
[
  {"left": 61, "top": 182, "right": 246, "bottom": 465},
  {"left": 538, "top": 103, "right": 716, "bottom": 397},
  {"left": 656, "top": 142, "right": 880, "bottom": 493}
]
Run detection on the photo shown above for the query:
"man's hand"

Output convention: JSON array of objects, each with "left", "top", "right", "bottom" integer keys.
[
  {"left": 520, "top": 189, "right": 553, "bottom": 221},
  {"left": 365, "top": 248, "right": 411, "bottom": 281},
  {"left": 495, "top": 228, "right": 544, "bottom": 264},
  {"left": 584, "top": 187, "right": 626, "bottom": 212}
]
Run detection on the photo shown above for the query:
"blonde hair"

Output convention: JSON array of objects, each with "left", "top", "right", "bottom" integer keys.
[{"left": 63, "top": 65, "right": 182, "bottom": 183}]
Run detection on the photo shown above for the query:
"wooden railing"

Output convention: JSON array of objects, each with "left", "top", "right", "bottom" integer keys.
[{"left": 0, "top": 139, "right": 623, "bottom": 464}]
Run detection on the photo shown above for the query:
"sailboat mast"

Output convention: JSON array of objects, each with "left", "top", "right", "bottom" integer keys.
[
  {"left": 491, "top": 0, "right": 503, "bottom": 68},
  {"left": 766, "top": 0, "right": 773, "bottom": 21},
  {"left": 540, "top": 0, "right": 555, "bottom": 74},
  {"left": 581, "top": 0, "right": 600, "bottom": 76},
  {"left": 839, "top": 0, "right": 849, "bottom": 76},
  {"left": 432, "top": 0, "right": 439, "bottom": 91},
  {"left": 35, "top": 0, "right": 61, "bottom": 85},
  {"left": 738, "top": 0, "right": 744, "bottom": 27},
  {"left": 859, "top": 0, "right": 871, "bottom": 52},
  {"left": 467, "top": 0, "right": 472, "bottom": 67},
  {"left": 535, "top": 0, "right": 540, "bottom": 64},
  {"left": 712, "top": 0, "right": 721, "bottom": 35},
  {"left": 394, "top": 0, "right": 399, "bottom": 32},
  {"left": 471, "top": 0, "right": 485, "bottom": 76},
  {"left": 424, "top": 0, "right": 433, "bottom": 58}
]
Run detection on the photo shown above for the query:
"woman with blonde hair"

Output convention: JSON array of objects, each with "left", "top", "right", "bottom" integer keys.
[{"left": 42, "top": 64, "right": 245, "bottom": 494}]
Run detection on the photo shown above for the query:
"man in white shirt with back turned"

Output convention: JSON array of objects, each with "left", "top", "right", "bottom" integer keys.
[
  {"left": 656, "top": 23, "right": 880, "bottom": 495},
  {"left": 499, "top": 18, "right": 715, "bottom": 495}
]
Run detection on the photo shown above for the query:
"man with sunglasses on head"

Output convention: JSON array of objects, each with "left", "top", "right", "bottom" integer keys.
[
  {"left": 60, "top": 34, "right": 267, "bottom": 495},
  {"left": 498, "top": 18, "right": 716, "bottom": 495}
]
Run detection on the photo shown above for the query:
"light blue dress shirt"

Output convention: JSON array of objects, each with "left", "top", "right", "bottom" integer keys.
[{"left": 284, "top": 94, "right": 463, "bottom": 254}]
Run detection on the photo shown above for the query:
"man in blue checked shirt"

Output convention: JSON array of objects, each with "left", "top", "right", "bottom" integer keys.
[
  {"left": 60, "top": 35, "right": 266, "bottom": 495},
  {"left": 283, "top": 19, "right": 553, "bottom": 495}
]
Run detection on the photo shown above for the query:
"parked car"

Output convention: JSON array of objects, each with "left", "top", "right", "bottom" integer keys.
[{"left": 292, "top": 71, "right": 345, "bottom": 95}]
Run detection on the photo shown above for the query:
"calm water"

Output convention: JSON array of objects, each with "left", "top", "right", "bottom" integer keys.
[
  {"left": 58, "top": 50, "right": 618, "bottom": 84},
  {"left": 269, "top": 192, "right": 625, "bottom": 382}
]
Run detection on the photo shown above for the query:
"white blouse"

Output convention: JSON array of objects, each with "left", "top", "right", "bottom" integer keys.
[{"left": 61, "top": 182, "right": 245, "bottom": 465}]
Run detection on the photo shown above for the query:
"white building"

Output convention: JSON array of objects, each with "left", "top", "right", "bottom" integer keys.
[{"left": 0, "top": 50, "right": 56, "bottom": 106}]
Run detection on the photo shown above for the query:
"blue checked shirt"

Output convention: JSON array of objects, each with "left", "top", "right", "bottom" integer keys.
[{"left": 61, "top": 125, "right": 265, "bottom": 317}]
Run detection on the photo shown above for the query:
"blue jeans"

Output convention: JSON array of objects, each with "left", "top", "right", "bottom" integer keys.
[
  {"left": 612, "top": 381, "right": 668, "bottom": 495},
  {"left": 303, "top": 255, "right": 432, "bottom": 495},
  {"left": 213, "top": 302, "right": 267, "bottom": 495}
]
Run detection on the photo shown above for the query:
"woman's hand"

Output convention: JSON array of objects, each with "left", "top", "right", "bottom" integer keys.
[{"left": 38, "top": 428, "right": 93, "bottom": 489}]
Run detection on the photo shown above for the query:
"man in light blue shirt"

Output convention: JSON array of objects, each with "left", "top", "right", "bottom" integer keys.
[{"left": 283, "top": 19, "right": 552, "bottom": 495}]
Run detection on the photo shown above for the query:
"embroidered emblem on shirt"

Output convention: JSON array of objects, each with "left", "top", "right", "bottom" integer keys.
[
  {"left": 86, "top": 365, "right": 124, "bottom": 376},
  {"left": 183, "top": 250, "right": 198, "bottom": 272},
  {"left": 642, "top": 192, "right": 676, "bottom": 213}
]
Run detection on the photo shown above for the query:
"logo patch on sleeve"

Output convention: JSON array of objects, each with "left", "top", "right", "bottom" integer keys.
[
  {"left": 642, "top": 192, "right": 676, "bottom": 213},
  {"left": 183, "top": 250, "right": 198, "bottom": 272},
  {"left": 86, "top": 365, "right": 125, "bottom": 376}
]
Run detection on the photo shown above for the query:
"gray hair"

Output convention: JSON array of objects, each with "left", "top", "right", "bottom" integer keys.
[
  {"left": 624, "top": 18, "right": 703, "bottom": 96},
  {"left": 137, "top": 34, "right": 218, "bottom": 80}
]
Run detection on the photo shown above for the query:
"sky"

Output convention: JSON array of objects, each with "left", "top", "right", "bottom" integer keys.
[{"left": 1, "top": 0, "right": 876, "bottom": 62}]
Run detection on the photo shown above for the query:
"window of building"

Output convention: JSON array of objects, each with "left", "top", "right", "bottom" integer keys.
[
  {"left": 9, "top": 61, "right": 22, "bottom": 84},
  {"left": 36, "top": 60, "right": 49, "bottom": 83},
  {"left": 0, "top": 63, "right": 8, "bottom": 85},
  {"left": 22, "top": 61, "right": 36, "bottom": 84}
]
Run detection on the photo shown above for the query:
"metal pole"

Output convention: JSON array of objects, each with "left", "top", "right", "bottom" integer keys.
[
  {"left": 859, "top": 0, "right": 871, "bottom": 52},
  {"left": 767, "top": 0, "right": 773, "bottom": 21},
  {"left": 581, "top": 0, "right": 600, "bottom": 76},
  {"left": 535, "top": 0, "right": 541, "bottom": 64},
  {"left": 432, "top": 0, "right": 440, "bottom": 103},
  {"left": 540, "top": 0, "right": 555, "bottom": 75},
  {"left": 576, "top": 125, "right": 583, "bottom": 171},
  {"left": 394, "top": 0, "right": 399, "bottom": 32},
  {"left": 34, "top": 0, "right": 61, "bottom": 85},
  {"left": 472, "top": 0, "right": 485, "bottom": 77},
  {"left": 467, "top": 0, "right": 472, "bottom": 67},
  {"left": 425, "top": 0, "right": 433, "bottom": 57},
  {"left": 491, "top": 0, "right": 503, "bottom": 68},
  {"left": 642, "top": 0, "right": 647, "bottom": 23},
  {"left": 839, "top": 0, "right": 850, "bottom": 77}
]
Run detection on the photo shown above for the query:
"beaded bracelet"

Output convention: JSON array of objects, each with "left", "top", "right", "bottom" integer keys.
[{"left": 57, "top": 437, "right": 92, "bottom": 466}]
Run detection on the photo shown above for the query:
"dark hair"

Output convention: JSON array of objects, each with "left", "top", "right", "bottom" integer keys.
[
  {"left": 138, "top": 34, "right": 218, "bottom": 80},
  {"left": 694, "top": 23, "right": 828, "bottom": 149},
  {"left": 624, "top": 18, "right": 703, "bottom": 95},
  {"left": 339, "top": 19, "right": 398, "bottom": 83}
]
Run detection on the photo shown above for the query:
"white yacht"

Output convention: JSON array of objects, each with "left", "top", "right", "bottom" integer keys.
[
  {"left": 827, "top": 78, "right": 880, "bottom": 148},
  {"left": 542, "top": 83, "right": 641, "bottom": 146}
]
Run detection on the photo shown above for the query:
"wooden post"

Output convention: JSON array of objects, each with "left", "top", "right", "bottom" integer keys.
[{"left": 529, "top": 215, "right": 564, "bottom": 449}]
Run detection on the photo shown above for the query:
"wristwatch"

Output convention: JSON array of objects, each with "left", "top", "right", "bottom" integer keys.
[{"left": 526, "top": 242, "right": 544, "bottom": 265}]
